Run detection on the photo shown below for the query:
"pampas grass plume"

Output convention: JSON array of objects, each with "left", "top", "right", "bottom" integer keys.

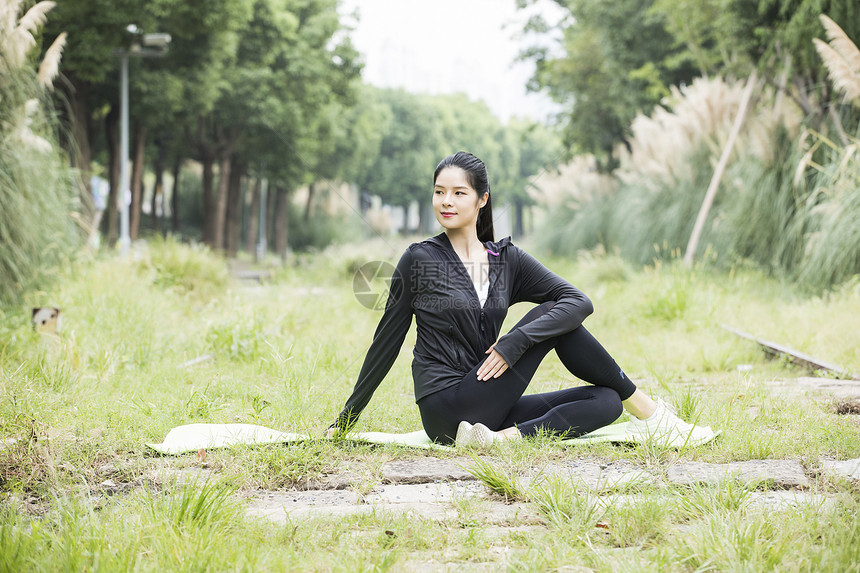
[{"left": 814, "top": 14, "right": 860, "bottom": 104}]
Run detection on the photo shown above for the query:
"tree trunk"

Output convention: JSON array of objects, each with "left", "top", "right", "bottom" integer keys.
[
  {"left": 513, "top": 199, "right": 524, "bottom": 238},
  {"left": 246, "top": 177, "right": 261, "bottom": 255},
  {"left": 130, "top": 123, "right": 147, "bottom": 240},
  {"left": 171, "top": 158, "right": 181, "bottom": 234},
  {"left": 151, "top": 142, "right": 165, "bottom": 232},
  {"left": 67, "top": 79, "right": 95, "bottom": 218},
  {"left": 200, "top": 152, "right": 214, "bottom": 244},
  {"left": 225, "top": 158, "right": 244, "bottom": 257},
  {"left": 684, "top": 70, "right": 758, "bottom": 266},
  {"left": 104, "top": 106, "right": 120, "bottom": 247},
  {"left": 211, "top": 153, "right": 231, "bottom": 250},
  {"left": 401, "top": 204, "right": 410, "bottom": 235},
  {"left": 304, "top": 182, "right": 315, "bottom": 221},
  {"left": 417, "top": 199, "right": 427, "bottom": 234},
  {"left": 150, "top": 171, "right": 161, "bottom": 234},
  {"left": 274, "top": 186, "right": 288, "bottom": 259},
  {"left": 266, "top": 181, "right": 277, "bottom": 249}
]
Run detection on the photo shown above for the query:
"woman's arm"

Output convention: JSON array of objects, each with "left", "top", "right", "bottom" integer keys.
[
  {"left": 330, "top": 247, "right": 415, "bottom": 433},
  {"left": 491, "top": 247, "right": 593, "bottom": 368}
]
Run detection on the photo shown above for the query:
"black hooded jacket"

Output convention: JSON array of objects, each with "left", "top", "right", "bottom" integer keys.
[{"left": 333, "top": 232, "right": 594, "bottom": 430}]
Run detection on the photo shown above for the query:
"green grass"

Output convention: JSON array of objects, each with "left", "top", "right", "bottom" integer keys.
[{"left": 1, "top": 238, "right": 859, "bottom": 570}]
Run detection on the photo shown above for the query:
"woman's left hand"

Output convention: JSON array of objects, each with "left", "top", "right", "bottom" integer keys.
[{"left": 477, "top": 343, "right": 509, "bottom": 381}]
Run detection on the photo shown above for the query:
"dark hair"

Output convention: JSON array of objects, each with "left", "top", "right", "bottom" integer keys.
[{"left": 433, "top": 151, "right": 494, "bottom": 243}]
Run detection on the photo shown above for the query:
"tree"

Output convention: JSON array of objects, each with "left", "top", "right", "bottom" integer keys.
[
  {"left": 186, "top": 0, "right": 360, "bottom": 251},
  {"left": 519, "top": 0, "right": 699, "bottom": 170},
  {"left": 650, "top": 0, "right": 860, "bottom": 125},
  {"left": 355, "top": 88, "right": 443, "bottom": 234},
  {"left": 42, "top": 0, "right": 249, "bottom": 244},
  {"left": 501, "top": 119, "right": 562, "bottom": 237}
]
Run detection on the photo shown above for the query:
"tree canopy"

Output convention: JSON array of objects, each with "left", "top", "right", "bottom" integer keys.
[{"left": 519, "top": 0, "right": 860, "bottom": 170}]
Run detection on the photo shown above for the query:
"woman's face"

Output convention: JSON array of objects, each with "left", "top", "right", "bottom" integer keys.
[{"left": 433, "top": 167, "right": 488, "bottom": 234}]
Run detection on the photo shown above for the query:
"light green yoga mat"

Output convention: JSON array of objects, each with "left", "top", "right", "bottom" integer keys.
[{"left": 146, "top": 422, "right": 720, "bottom": 455}]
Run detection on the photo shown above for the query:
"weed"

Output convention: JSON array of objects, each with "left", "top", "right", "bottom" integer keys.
[
  {"left": 249, "top": 394, "right": 272, "bottom": 418},
  {"left": 184, "top": 384, "right": 225, "bottom": 419},
  {"left": 528, "top": 475, "right": 608, "bottom": 537},
  {"left": 672, "top": 509, "right": 798, "bottom": 571},
  {"left": 466, "top": 456, "right": 528, "bottom": 502},
  {"left": 138, "top": 235, "right": 229, "bottom": 299},
  {"left": 451, "top": 491, "right": 486, "bottom": 528},
  {"left": 144, "top": 477, "right": 240, "bottom": 531},
  {"left": 676, "top": 478, "right": 754, "bottom": 519},
  {"left": 632, "top": 436, "right": 679, "bottom": 467},
  {"left": 206, "top": 313, "right": 266, "bottom": 361},
  {"left": 672, "top": 385, "right": 701, "bottom": 423},
  {"left": 235, "top": 441, "right": 335, "bottom": 489},
  {"left": 603, "top": 495, "right": 676, "bottom": 548}
]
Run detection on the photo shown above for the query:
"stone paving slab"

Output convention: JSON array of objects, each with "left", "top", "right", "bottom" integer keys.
[
  {"left": 144, "top": 466, "right": 217, "bottom": 485},
  {"left": 820, "top": 457, "right": 860, "bottom": 481},
  {"left": 667, "top": 459, "right": 810, "bottom": 488},
  {"left": 246, "top": 489, "right": 370, "bottom": 522},
  {"left": 602, "top": 490, "right": 830, "bottom": 512},
  {"left": 746, "top": 490, "right": 835, "bottom": 511},
  {"left": 244, "top": 481, "right": 544, "bottom": 525},
  {"left": 382, "top": 457, "right": 475, "bottom": 484},
  {"left": 241, "top": 454, "right": 843, "bottom": 527},
  {"left": 770, "top": 377, "right": 860, "bottom": 400},
  {"left": 525, "top": 459, "right": 657, "bottom": 492},
  {"left": 363, "top": 481, "right": 484, "bottom": 505}
]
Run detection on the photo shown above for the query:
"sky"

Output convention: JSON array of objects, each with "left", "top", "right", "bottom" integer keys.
[{"left": 338, "top": 0, "right": 565, "bottom": 122}]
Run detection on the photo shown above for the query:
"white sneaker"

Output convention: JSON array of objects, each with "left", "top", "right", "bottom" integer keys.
[
  {"left": 455, "top": 421, "right": 498, "bottom": 448},
  {"left": 627, "top": 399, "right": 716, "bottom": 447},
  {"left": 455, "top": 421, "right": 473, "bottom": 446}
]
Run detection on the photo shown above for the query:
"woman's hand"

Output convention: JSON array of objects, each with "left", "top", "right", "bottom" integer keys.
[{"left": 477, "top": 343, "right": 509, "bottom": 381}]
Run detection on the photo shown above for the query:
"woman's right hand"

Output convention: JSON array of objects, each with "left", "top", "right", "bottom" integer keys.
[{"left": 477, "top": 343, "right": 509, "bottom": 381}]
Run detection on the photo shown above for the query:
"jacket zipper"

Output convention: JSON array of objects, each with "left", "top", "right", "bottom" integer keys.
[{"left": 449, "top": 325, "right": 462, "bottom": 369}]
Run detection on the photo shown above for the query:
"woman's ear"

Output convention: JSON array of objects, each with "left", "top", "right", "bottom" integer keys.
[{"left": 479, "top": 192, "right": 489, "bottom": 208}]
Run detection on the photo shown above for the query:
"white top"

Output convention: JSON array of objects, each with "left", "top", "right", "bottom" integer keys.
[{"left": 474, "top": 281, "right": 489, "bottom": 307}]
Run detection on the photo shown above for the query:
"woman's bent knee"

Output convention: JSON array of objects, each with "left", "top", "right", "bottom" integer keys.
[{"left": 593, "top": 386, "right": 624, "bottom": 424}]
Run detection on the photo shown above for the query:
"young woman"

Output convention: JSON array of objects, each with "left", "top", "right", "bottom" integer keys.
[{"left": 330, "top": 151, "right": 710, "bottom": 446}]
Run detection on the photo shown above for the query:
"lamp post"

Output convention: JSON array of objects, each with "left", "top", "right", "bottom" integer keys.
[{"left": 116, "top": 26, "right": 171, "bottom": 254}]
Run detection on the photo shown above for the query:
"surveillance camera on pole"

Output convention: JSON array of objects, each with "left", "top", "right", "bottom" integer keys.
[{"left": 143, "top": 33, "right": 171, "bottom": 50}]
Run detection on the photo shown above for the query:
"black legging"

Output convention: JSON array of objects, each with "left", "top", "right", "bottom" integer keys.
[{"left": 417, "top": 302, "right": 638, "bottom": 444}]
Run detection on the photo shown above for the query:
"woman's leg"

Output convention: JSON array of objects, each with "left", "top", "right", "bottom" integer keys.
[
  {"left": 419, "top": 302, "right": 642, "bottom": 442},
  {"left": 551, "top": 319, "right": 657, "bottom": 419},
  {"left": 552, "top": 322, "right": 638, "bottom": 400},
  {"left": 443, "top": 303, "right": 633, "bottom": 436},
  {"left": 419, "top": 303, "right": 559, "bottom": 442},
  {"left": 500, "top": 385, "right": 622, "bottom": 438}
]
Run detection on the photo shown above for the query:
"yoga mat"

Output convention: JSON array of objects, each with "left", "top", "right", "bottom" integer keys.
[{"left": 146, "top": 422, "right": 720, "bottom": 455}]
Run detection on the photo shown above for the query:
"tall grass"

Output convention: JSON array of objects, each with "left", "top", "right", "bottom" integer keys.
[
  {"left": 536, "top": 75, "right": 860, "bottom": 292},
  {"left": 794, "top": 132, "right": 860, "bottom": 289},
  {"left": 0, "top": 1, "right": 80, "bottom": 305}
]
